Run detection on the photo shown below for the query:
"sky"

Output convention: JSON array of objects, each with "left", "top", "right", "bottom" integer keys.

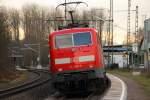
[{"left": 0, "top": 0, "right": 150, "bottom": 44}]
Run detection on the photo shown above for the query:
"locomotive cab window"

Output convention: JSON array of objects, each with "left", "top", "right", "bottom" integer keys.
[
  {"left": 55, "top": 34, "right": 73, "bottom": 48},
  {"left": 55, "top": 32, "right": 92, "bottom": 48},
  {"left": 73, "top": 32, "right": 92, "bottom": 46}
]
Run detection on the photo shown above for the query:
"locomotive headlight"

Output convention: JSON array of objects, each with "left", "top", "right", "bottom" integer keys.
[
  {"left": 58, "top": 68, "right": 63, "bottom": 72},
  {"left": 55, "top": 58, "right": 71, "bottom": 64},
  {"left": 79, "top": 55, "right": 95, "bottom": 62},
  {"left": 89, "top": 65, "right": 94, "bottom": 68}
]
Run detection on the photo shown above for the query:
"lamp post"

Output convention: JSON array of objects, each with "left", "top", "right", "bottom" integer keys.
[
  {"left": 65, "top": 0, "right": 67, "bottom": 20},
  {"left": 95, "top": 0, "right": 114, "bottom": 66},
  {"left": 110, "top": 0, "right": 114, "bottom": 65}
]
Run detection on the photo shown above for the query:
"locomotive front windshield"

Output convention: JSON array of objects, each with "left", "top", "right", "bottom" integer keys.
[{"left": 55, "top": 32, "right": 92, "bottom": 48}]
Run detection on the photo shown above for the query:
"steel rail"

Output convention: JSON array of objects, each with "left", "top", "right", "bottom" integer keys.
[{"left": 0, "top": 70, "right": 51, "bottom": 98}]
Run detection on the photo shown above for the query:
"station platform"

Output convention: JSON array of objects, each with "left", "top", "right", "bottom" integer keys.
[{"left": 102, "top": 73, "right": 127, "bottom": 100}]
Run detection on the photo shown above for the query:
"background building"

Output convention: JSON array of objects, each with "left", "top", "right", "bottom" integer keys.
[{"left": 142, "top": 19, "right": 150, "bottom": 69}]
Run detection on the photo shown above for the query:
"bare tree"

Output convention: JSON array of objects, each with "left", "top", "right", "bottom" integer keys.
[
  {"left": 0, "top": 7, "right": 10, "bottom": 66},
  {"left": 22, "top": 4, "right": 55, "bottom": 66},
  {"left": 0, "top": 7, "right": 18, "bottom": 81},
  {"left": 9, "top": 9, "right": 20, "bottom": 41}
]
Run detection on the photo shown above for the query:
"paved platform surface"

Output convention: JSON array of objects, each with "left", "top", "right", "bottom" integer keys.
[{"left": 102, "top": 74, "right": 127, "bottom": 100}]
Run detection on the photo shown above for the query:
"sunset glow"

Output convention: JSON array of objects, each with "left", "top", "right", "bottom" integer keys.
[
  {"left": 19, "top": 28, "right": 25, "bottom": 40},
  {"left": 1, "top": 0, "right": 150, "bottom": 44}
]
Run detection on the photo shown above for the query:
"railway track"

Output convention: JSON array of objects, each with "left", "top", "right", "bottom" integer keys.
[
  {"left": 45, "top": 77, "right": 110, "bottom": 100},
  {"left": 0, "top": 69, "right": 51, "bottom": 99},
  {"left": 0, "top": 67, "right": 127, "bottom": 100},
  {"left": 45, "top": 73, "right": 127, "bottom": 100}
]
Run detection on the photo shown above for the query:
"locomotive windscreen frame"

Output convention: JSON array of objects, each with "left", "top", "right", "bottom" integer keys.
[{"left": 55, "top": 32, "right": 92, "bottom": 48}]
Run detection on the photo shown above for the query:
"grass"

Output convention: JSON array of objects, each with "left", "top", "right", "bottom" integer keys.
[
  {"left": 0, "top": 67, "right": 21, "bottom": 83},
  {"left": 0, "top": 71, "right": 27, "bottom": 90},
  {"left": 108, "top": 69, "right": 150, "bottom": 96}
]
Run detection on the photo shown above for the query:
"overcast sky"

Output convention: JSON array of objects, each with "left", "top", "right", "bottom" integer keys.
[{"left": 1, "top": 0, "right": 150, "bottom": 44}]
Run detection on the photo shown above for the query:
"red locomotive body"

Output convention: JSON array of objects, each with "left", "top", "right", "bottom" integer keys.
[{"left": 49, "top": 28, "right": 106, "bottom": 94}]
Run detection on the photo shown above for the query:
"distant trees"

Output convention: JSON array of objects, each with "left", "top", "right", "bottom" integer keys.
[
  {"left": 9, "top": 9, "right": 20, "bottom": 42},
  {"left": 0, "top": 7, "right": 10, "bottom": 66},
  {"left": 23, "top": 5, "right": 47, "bottom": 43},
  {"left": 0, "top": 7, "right": 16, "bottom": 81}
]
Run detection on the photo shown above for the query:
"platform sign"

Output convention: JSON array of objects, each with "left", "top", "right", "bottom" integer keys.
[{"left": 132, "top": 43, "right": 138, "bottom": 53}]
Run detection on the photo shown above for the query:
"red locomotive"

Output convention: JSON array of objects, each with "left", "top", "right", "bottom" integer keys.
[
  {"left": 49, "top": 2, "right": 107, "bottom": 94},
  {"left": 49, "top": 27, "right": 107, "bottom": 94}
]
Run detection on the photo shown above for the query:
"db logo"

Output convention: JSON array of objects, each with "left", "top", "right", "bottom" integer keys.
[{"left": 71, "top": 57, "right": 78, "bottom": 62}]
